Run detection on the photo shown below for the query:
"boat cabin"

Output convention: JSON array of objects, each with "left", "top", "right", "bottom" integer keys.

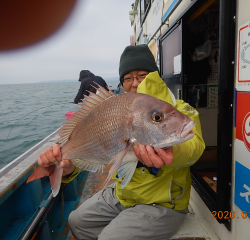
[{"left": 129, "top": 0, "right": 250, "bottom": 239}]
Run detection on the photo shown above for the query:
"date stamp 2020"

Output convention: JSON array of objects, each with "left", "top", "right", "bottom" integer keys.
[{"left": 212, "top": 211, "right": 250, "bottom": 219}]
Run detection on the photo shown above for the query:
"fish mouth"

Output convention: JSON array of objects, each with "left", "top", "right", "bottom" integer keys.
[
  {"left": 154, "top": 121, "right": 196, "bottom": 149},
  {"left": 180, "top": 121, "right": 196, "bottom": 140}
]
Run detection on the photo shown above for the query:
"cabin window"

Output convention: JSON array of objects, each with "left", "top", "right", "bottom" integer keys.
[
  {"left": 159, "top": 0, "right": 235, "bottom": 229},
  {"left": 140, "top": 0, "right": 151, "bottom": 25},
  {"left": 160, "top": 21, "right": 183, "bottom": 99},
  {"left": 161, "top": 24, "right": 181, "bottom": 76}
]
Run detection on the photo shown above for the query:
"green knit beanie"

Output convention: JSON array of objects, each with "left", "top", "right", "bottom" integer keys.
[{"left": 119, "top": 44, "right": 159, "bottom": 84}]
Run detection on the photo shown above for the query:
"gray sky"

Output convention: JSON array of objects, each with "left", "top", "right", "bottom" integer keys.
[{"left": 0, "top": 1, "right": 133, "bottom": 84}]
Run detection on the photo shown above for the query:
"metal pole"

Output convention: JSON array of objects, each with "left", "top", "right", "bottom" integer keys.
[{"left": 20, "top": 192, "right": 54, "bottom": 240}]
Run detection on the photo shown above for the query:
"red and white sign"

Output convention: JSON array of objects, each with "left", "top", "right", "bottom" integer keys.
[
  {"left": 236, "top": 92, "right": 250, "bottom": 142},
  {"left": 242, "top": 112, "right": 250, "bottom": 152},
  {"left": 235, "top": 92, "right": 250, "bottom": 169}
]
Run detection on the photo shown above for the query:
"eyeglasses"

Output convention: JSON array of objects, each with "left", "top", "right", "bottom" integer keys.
[{"left": 123, "top": 73, "right": 149, "bottom": 84}]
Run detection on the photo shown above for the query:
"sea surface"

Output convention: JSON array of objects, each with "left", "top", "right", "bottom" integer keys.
[{"left": 0, "top": 80, "right": 119, "bottom": 169}]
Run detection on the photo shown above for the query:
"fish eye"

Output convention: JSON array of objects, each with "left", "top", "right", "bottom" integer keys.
[{"left": 152, "top": 112, "right": 163, "bottom": 122}]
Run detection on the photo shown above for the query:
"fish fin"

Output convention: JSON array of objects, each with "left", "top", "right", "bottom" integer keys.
[
  {"left": 71, "top": 159, "right": 104, "bottom": 173},
  {"left": 57, "top": 82, "right": 115, "bottom": 146},
  {"left": 49, "top": 164, "right": 63, "bottom": 197},
  {"left": 26, "top": 165, "right": 55, "bottom": 183},
  {"left": 90, "top": 82, "right": 115, "bottom": 98},
  {"left": 98, "top": 142, "right": 134, "bottom": 198},
  {"left": 117, "top": 161, "right": 138, "bottom": 189}
]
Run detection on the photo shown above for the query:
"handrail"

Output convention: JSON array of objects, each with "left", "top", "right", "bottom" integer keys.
[
  {"left": 20, "top": 192, "right": 54, "bottom": 240},
  {"left": 0, "top": 128, "right": 60, "bottom": 179}
]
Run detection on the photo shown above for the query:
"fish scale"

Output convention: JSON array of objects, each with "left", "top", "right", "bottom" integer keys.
[{"left": 60, "top": 94, "right": 138, "bottom": 163}]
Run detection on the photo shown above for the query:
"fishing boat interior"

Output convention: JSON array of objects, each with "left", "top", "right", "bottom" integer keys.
[{"left": 159, "top": 0, "right": 234, "bottom": 230}]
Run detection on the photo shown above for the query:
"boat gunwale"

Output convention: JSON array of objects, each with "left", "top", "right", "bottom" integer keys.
[{"left": 0, "top": 128, "right": 60, "bottom": 204}]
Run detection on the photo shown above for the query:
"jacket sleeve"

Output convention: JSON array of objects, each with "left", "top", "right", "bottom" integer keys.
[
  {"left": 61, "top": 167, "right": 80, "bottom": 183},
  {"left": 170, "top": 100, "right": 205, "bottom": 169},
  {"left": 74, "top": 81, "right": 88, "bottom": 104},
  {"left": 87, "top": 82, "right": 98, "bottom": 94}
]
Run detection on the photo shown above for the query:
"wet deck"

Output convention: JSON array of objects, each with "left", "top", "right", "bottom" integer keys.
[{"left": 67, "top": 166, "right": 219, "bottom": 240}]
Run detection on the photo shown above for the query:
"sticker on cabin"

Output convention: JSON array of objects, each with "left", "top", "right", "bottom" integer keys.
[
  {"left": 242, "top": 112, "right": 250, "bottom": 152},
  {"left": 236, "top": 92, "right": 250, "bottom": 149},
  {"left": 238, "top": 21, "right": 250, "bottom": 84},
  {"left": 235, "top": 91, "right": 250, "bottom": 214},
  {"left": 235, "top": 91, "right": 250, "bottom": 170},
  {"left": 235, "top": 161, "right": 250, "bottom": 217}
]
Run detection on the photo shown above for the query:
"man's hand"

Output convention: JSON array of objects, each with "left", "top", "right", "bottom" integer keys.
[
  {"left": 37, "top": 144, "right": 76, "bottom": 176},
  {"left": 133, "top": 145, "right": 174, "bottom": 168}
]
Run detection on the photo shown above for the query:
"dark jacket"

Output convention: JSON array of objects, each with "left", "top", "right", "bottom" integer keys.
[{"left": 74, "top": 70, "right": 108, "bottom": 104}]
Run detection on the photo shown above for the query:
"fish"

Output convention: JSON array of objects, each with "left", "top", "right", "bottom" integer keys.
[{"left": 27, "top": 83, "right": 196, "bottom": 197}]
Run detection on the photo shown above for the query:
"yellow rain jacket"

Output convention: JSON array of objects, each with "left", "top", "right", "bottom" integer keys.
[{"left": 114, "top": 71, "right": 205, "bottom": 211}]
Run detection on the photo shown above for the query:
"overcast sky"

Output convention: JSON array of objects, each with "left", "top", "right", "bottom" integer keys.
[{"left": 0, "top": 1, "right": 133, "bottom": 84}]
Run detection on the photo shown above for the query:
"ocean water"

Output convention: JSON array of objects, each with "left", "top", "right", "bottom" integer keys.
[{"left": 0, "top": 80, "right": 119, "bottom": 169}]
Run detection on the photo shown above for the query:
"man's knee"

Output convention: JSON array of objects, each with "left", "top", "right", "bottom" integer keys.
[
  {"left": 68, "top": 209, "right": 83, "bottom": 239},
  {"left": 68, "top": 208, "right": 100, "bottom": 240},
  {"left": 68, "top": 210, "right": 76, "bottom": 229}
]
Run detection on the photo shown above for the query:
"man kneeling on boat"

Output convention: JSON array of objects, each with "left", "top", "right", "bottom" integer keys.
[{"left": 37, "top": 44, "right": 205, "bottom": 240}]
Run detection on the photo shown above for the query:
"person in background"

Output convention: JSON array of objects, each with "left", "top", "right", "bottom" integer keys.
[
  {"left": 73, "top": 70, "right": 108, "bottom": 104},
  {"left": 37, "top": 45, "right": 205, "bottom": 240}
]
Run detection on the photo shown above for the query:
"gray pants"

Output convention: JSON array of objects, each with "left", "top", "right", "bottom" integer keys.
[{"left": 68, "top": 184, "right": 187, "bottom": 240}]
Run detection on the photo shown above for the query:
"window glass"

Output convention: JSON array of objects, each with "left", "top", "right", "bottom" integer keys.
[{"left": 161, "top": 25, "right": 182, "bottom": 76}]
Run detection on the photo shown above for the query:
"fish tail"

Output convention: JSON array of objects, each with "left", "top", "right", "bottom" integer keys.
[
  {"left": 26, "top": 165, "right": 55, "bottom": 183},
  {"left": 26, "top": 164, "right": 63, "bottom": 197},
  {"left": 49, "top": 164, "right": 63, "bottom": 197}
]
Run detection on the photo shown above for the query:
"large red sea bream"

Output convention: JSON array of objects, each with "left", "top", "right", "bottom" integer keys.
[{"left": 27, "top": 84, "right": 196, "bottom": 196}]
